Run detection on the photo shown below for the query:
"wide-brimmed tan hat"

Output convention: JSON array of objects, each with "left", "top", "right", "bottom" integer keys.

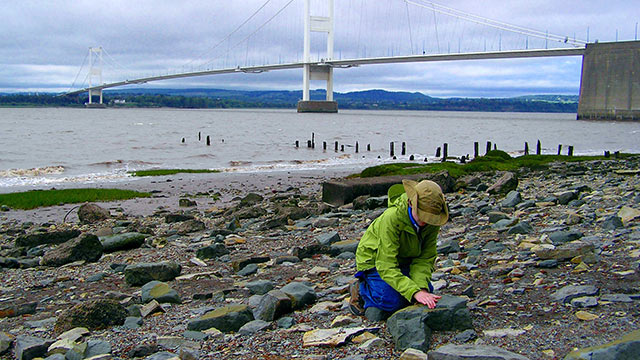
[{"left": 402, "top": 179, "right": 449, "bottom": 226}]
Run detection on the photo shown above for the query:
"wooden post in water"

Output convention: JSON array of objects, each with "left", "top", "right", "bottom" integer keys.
[
  {"left": 355, "top": 142, "right": 359, "bottom": 153},
  {"left": 312, "top": 132, "right": 315, "bottom": 149},
  {"left": 401, "top": 142, "right": 406, "bottom": 155},
  {"left": 557, "top": 144, "right": 562, "bottom": 155},
  {"left": 198, "top": 132, "right": 201, "bottom": 141},
  {"left": 435, "top": 147, "right": 441, "bottom": 158},
  {"left": 367, "top": 144, "right": 371, "bottom": 151},
  {"left": 341, "top": 145, "right": 345, "bottom": 152},
  {"left": 568, "top": 146, "right": 574, "bottom": 156},
  {"left": 442, "top": 143, "right": 448, "bottom": 162},
  {"left": 206, "top": 136, "right": 211, "bottom": 146},
  {"left": 604, "top": 150, "right": 610, "bottom": 158},
  {"left": 323, "top": 141, "right": 327, "bottom": 151},
  {"left": 614, "top": 151, "right": 620, "bottom": 158},
  {"left": 524, "top": 142, "right": 529, "bottom": 155},
  {"left": 536, "top": 140, "right": 541, "bottom": 155},
  {"left": 474, "top": 142, "right": 479, "bottom": 158},
  {"left": 307, "top": 140, "right": 312, "bottom": 148},
  {"left": 335, "top": 141, "right": 338, "bottom": 152},
  {"left": 390, "top": 142, "right": 395, "bottom": 157},
  {"left": 486, "top": 141, "right": 492, "bottom": 155},
  {"left": 181, "top": 138, "right": 185, "bottom": 143},
  {"left": 494, "top": 144, "right": 497, "bottom": 150},
  {"left": 295, "top": 140, "right": 299, "bottom": 148},
  {"left": 409, "top": 155, "right": 415, "bottom": 160}
]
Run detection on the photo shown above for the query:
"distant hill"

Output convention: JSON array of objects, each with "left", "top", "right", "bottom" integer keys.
[{"left": 0, "top": 88, "right": 578, "bottom": 113}]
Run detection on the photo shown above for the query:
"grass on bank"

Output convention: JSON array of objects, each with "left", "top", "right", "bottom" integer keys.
[
  {"left": 0, "top": 188, "right": 152, "bottom": 210},
  {"left": 354, "top": 150, "right": 634, "bottom": 178},
  {"left": 129, "top": 169, "right": 220, "bottom": 177}
]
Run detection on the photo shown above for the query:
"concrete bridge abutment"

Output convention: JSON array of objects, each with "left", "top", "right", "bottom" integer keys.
[{"left": 578, "top": 41, "right": 640, "bottom": 121}]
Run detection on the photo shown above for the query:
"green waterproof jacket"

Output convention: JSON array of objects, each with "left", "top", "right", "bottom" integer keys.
[{"left": 355, "top": 191, "right": 439, "bottom": 302}]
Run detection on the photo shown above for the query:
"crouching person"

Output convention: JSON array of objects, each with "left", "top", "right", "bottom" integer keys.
[{"left": 350, "top": 179, "right": 449, "bottom": 317}]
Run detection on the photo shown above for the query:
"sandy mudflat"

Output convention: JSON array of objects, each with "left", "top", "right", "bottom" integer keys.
[{"left": 0, "top": 168, "right": 360, "bottom": 224}]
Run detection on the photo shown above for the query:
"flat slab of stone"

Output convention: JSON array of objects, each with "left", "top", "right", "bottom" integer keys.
[
  {"left": 322, "top": 172, "right": 453, "bottom": 206},
  {"left": 564, "top": 329, "right": 640, "bottom": 359},
  {"left": 429, "top": 344, "right": 530, "bottom": 360}
]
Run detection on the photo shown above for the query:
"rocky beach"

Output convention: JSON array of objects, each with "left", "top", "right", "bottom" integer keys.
[{"left": 1, "top": 158, "right": 640, "bottom": 360}]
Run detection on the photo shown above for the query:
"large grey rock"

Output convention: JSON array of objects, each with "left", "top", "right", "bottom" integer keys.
[
  {"left": 387, "top": 306, "right": 432, "bottom": 352},
  {"left": 54, "top": 299, "right": 127, "bottom": 333},
  {"left": 187, "top": 304, "right": 253, "bottom": 333},
  {"left": 387, "top": 296, "right": 472, "bottom": 352},
  {"left": 487, "top": 211, "right": 509, "bottom": 224},
  {"left": 555, "top": 191, "right": 579, "bottom": 205},
  {"left": 601, "top": 216, "right": 624, "bottom": 230},
  {"left": 534, "top": 241, "right": 595, "bottom": 261},
  {"left": 507, "top": 221, "right": 533, "bottom": 235},
  {"left": 238, "top": 320, "right": 270, "bottom": 335},
  {"left": 316, "top": 232, "right": 341, "bottom": 246},
  {"left": 77, "top": 203, "right": 110, "bottom": 224},
  {"left": 100, "top": 232, "right": 146, "bottom": 253},
  {"left": 15, "top": 230, "right": 81, "bottom": 248},
  {"left": 175, "top": 220, "right": 206, "bottom": 235},
  {"left": 141, "top": 281, "right": 181, "bottom": 304},
  {"left": 437, "top": 238, "right": 460, "bottom": 255},
  {"left": 239, "top": 193, "right": 264, "bottom": 207},
  {"left": 14, "top": 336, "right": 54, "bottom": 360},
  {"left": 165, "top": 213, "right": 194, "bottom": 223},
  {"left": 40, "top": 234, "right": 103, "bottom": 267},
  {"left": 429, "top": 344, "right": 530, "bottom": 360},
  {"left": 145, "top": 352, "right": 180, "bottom": 360},
  {"left": 564, "top": 329, "right": 640, "bottom": 359},
  {"left": 85, "top": 340, "right": 112, "bottom": 358},
  {"left": 549, "top": 230, "right": 583, "bottom": 246},
  {"left": 245, "top": 280, "right": 274, "bottom": 295},
  {"left": 196, "top": 244, "right": 229, "bottom": 260},
  {"left": 487, "top": 172, "right": 518, "bottom": 195},
  {"left": 329, "top": 240, "right": 359, "bottom": 256},
  {"left": 552, "top": 285, "right": 600, "bottom": 304},
  {"left": 253, "top": 290, "right": 292, "bottom": 321},
  {"left": 0, "top": 332, "right": 13, "bottom": 354},
  {"left": 501, "top": 191, "right": 522, "bottom": 208},
  {"left": 124, "top": 261, "right": 182, "bottom": 286},
  {"left": 280, "top": 282, "right": 317, "bottom": 309}
]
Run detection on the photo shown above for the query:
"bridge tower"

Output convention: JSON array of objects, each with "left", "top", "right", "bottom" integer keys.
[
  {"left": 87, "top": 47, "right": 104, "bottom": 107},
  {"left": 297, "top": 0, "right": 338, "bottom": 113}
]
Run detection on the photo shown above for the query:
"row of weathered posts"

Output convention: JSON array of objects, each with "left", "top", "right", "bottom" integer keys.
[{"left": 293, "top": 133, "right": 597, "bottom": 162}]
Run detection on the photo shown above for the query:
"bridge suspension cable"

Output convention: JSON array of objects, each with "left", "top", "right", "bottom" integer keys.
[
  {"left": 405, "top": 0, "right": 587, "bottom": 47},
  {"left": 67, "top": 51, "right": 89, "bottom": 93},
  {"left": 185, "top": 0, "right": 274, "bottom": 69},
  {"left": 200, "top": 0, "right": 296, "bottom": 69}
]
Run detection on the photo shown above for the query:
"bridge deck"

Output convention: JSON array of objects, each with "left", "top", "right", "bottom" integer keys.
[{"left": 66, "top": 47, "right": 585, "bottom": 95}]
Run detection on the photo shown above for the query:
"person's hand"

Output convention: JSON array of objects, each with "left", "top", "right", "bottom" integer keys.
[{"left": 413, "top": 290, "right": 441, "bottom": 309}]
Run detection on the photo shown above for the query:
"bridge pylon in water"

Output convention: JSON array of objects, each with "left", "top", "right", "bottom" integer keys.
[
  {"left": 297, "top": 0, "right": 338, "bottom": 113},
  {"left": 86, "top": 47, "right": 106, "bottom": 108}
]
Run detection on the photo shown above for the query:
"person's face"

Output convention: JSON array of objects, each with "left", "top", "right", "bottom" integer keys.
[{"left": 410, "top": 200, "right": 427, "bottom": 227}]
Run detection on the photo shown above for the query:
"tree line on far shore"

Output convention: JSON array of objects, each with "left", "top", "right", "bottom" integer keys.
[{"left": 0, "top": 89, "right": 578, "bottom": 113}]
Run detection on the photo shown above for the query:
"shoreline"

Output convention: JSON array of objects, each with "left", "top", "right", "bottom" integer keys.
[{"left": 0, "top": 167, "right": 360, "bottom": 224}]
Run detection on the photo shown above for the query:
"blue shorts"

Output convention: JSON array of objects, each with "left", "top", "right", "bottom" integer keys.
[{"left": 355, "top": 267, "right": 433, "bottom": 313}]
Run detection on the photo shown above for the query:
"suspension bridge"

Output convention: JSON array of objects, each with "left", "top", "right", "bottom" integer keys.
[{"left": 64, "top": 0, "right": 640, "bottom": 120}]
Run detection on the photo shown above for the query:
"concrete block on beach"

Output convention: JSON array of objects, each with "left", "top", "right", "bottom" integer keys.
[{"left": 322, "top": 172, "right": 454, "bottom": 206}]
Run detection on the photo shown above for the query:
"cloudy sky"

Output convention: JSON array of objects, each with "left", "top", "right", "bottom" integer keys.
[{"left": 1, "top": 0, "right": 636, "bottom": 97}]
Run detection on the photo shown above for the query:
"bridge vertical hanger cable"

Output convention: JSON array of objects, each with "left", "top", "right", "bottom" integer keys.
[
  {"left": 432, "top": 3, "right": 440, "bottom": 53},
  {"left": 405, "top": 1, "right": 414, "bottom": 54},
  {"left": 406, "top": 0, "right": 586, "bottom": 46},
  {"left": 201, "top": 0, "right": 295, "bottom": 69},
  {"left": 183, "top": 0, "right": 274, "bottom": 69},
  {"left": 68, "top": 51, "right": 89, "bottom": 92}
]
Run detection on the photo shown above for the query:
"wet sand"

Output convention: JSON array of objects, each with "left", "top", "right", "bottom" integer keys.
[{"left": 0, "top": 168, "right": 359, "bottom": 224}]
